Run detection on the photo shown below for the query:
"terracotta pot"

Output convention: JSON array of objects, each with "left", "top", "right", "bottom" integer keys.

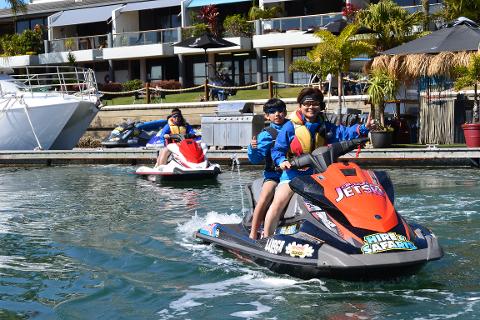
[
  {"left": 370, "top": 131, "right": 393, "bottom": 148},
  {"left": 462, "top": 123, "right": 480, "bottom": 148}
]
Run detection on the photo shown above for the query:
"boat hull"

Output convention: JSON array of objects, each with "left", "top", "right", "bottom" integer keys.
[{"left": 0, "top": 95, "right": 98, "bottom": 150}]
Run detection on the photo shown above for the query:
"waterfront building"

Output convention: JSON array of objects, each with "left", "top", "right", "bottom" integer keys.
[{"left": 0, "top": 0, "right": 443, "bottom": 88}]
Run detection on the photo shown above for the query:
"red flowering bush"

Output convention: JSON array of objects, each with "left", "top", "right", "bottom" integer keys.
[{"left": 342, "top": 3, "right": 359, "bottom": 22}]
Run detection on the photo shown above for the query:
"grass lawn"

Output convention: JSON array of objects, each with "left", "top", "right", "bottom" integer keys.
[{"left": 101, "top": 87, "right": 304, "bottom": 105}]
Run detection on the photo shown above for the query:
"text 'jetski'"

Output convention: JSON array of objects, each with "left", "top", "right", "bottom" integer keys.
[{"left": 195, "top": 138, "right": 443, "bottom": 279}]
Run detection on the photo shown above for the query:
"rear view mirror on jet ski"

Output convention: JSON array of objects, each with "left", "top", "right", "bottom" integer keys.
[{"left": 195, "top": 138, "right": 443, "bottom": 280}]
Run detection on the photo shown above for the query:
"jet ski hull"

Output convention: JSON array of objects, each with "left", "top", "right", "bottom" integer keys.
[
  {"left": 135, "top": 165, "right": 221, "bottom": 181},
  {"left": 194, "top": 222, "right": 442, "bottom": 280}
]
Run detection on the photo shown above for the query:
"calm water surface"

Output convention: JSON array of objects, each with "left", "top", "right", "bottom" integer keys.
[{"left": 0, "top": 165, "right": 479, "bottom": 319}]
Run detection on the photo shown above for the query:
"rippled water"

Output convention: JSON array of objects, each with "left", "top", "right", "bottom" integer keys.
[{"left": 0, "top": 165, "right": 479, "bottom": 319}]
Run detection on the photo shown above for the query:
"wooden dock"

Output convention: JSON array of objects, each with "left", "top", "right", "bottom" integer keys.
[{"left": 0, "top": 147, "right": 479, "bottom": 167}]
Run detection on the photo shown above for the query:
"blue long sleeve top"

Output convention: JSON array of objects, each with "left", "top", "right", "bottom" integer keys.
[
  {"left": 158, "top": 123, "right": 196, "bottom": 145},
  {"left": 272, "top": 116, "right": 368, "bottom": 166},
  {"left": 247, "top": 122, "right": 285, "bottom": 180}
]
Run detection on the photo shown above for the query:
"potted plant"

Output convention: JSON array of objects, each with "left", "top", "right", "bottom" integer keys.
[
  {"left": 223, "top": 14, "right": 253, "bottom": 37},
  {"left": 367, "top": 68, "right": 398, "bottom": 148},
  {"left": 453, "top": 52, "right": 480, "bottom": 148}
]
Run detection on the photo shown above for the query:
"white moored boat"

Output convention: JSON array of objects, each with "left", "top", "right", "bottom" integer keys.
[{"left": 0, "top": 66, "right": 101, "bottom": 150}]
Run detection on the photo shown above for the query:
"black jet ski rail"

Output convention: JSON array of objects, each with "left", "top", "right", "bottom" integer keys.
[{"left": 290, "top": 137, "right": 369, "bottom": 173}]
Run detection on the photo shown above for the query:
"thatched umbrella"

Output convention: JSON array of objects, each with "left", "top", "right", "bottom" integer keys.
[
  {"left": 367, "top": 19, "right": 480, "bottom": 144},
  {"left": 369, "top": 20, "right": 480, "bottom": 78}
]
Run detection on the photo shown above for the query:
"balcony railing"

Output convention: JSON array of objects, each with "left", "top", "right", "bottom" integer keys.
[
  {"left": 49, "top": 34, "right": 108, "bottom": 52},
  {"left": 112, "top": 28, "right": 178, "bottom": 47},
  {"left": 403, "top": 3, "right": 443, "bottom": 14},
  {"left": 259, "top": 12, "right": 343, "bottom": 34}
]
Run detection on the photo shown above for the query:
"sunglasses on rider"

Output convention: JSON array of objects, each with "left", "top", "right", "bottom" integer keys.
[
  {"left": 171, "top": 114, "right": 181, "bottom": 118},
  {"left": 266, "top": 106, "right": 286, "bottom": 114}
]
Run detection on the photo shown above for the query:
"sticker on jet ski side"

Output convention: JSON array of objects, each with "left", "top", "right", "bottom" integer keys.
[
  {"left": 264, "top": 239, "right": 285, "bottom": 254},
  {"left": 285, "top": 242, "right": 314, "bottom": 258},
  {"left": 335, "top": 182, "right": 384, "bottom": 202},
  {"left": 198, "top": 223, "right": 220, "bottom": 238},
  {"left": 361, "top": 232, "right": 417, "bottom": 254}
]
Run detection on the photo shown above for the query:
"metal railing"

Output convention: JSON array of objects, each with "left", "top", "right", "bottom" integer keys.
[
  {"left": 7, "top": 66, "right": 98, "bottom": 97},
  {"left": 403, "top": 3, "right": 443, "bottom": 14},
  {"left": 49, "top": 34, "right": 108, "bottom": 52},
  {"left": 112, "top": 28, "right": 178, "bottom": 47},
  {"left": 259, "top": 12, "right": 343, "bottom": 34}
]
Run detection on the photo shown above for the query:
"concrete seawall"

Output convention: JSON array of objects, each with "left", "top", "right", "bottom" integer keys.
[
  {"left": 1, "top": 147, "right": 478, "bottom": 168},
  {"left": 87, "top": 95, "right": 372, "bottom": 139}
]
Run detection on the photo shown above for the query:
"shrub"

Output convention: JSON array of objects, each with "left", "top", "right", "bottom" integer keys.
[
  {"left": 183, "top": 23, "right": 208, "bottom": 38},
  {"left": 223, "top": 14, "right": 252, "bottom": 37},
  {"left": 99, "top": 82, "right": 123, "bottom": 99},
  {"left": 151, "top": 79, "right": 181, "bottom": 90},
  {"left": 123, "top": 79, "right": 144, "bottom": 92}
]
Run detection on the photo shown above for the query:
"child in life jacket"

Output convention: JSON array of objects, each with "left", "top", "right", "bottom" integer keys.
[
  {"left": 154, "top": 108, "right": 196, "bottom": 168},
  {"left": 262, "top": 87, "right": 371, "bottom": 237},
  {"left": 247, "top": 98, "right": 288, "bottom": 239}
]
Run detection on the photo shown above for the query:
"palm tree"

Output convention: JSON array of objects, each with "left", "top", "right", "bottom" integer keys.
[
  {"left": 6, "top": 0, "right": 27, "bottom": 15},
  {"left": 356, "top": 0, "right": 423, "bottom": 51},
  {"left": 440, "top": 0, "right": 480, "bottom": 22},
  {"left": 453, "top": 53, "right": 480, "bottom": 123},
  {"left": 367, "top": 68, "right": 398, "bottom": 127},
  {"left": 305, "top": 24, "right": 373, "bottom": 121},
  {"left": 422, "top": 0, "right": 430, "bottom": 31}
]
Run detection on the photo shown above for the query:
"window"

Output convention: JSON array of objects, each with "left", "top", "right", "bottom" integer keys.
[{"left": 292, "top": 48, "right": 311, "bottom": 85}]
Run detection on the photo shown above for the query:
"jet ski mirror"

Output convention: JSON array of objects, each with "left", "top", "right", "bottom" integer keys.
[{"left": 169, "top": 134, "right": 185, "bottom": 142}]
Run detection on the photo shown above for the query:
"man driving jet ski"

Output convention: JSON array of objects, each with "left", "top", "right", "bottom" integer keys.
[{"left": 263, "top": 87, "right": 372, "bottom": 237}]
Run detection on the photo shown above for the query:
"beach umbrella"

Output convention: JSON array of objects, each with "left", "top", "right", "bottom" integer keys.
[
  {"left": 174, "top": 33, "right": 237, "bottom": 81},
  {"left": 382, "top": 21, "right": 480, "bottom": 55}
]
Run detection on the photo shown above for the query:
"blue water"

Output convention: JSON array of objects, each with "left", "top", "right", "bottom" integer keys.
[{"left": 0, "top": 165, "right": 479, "bottom": 319}]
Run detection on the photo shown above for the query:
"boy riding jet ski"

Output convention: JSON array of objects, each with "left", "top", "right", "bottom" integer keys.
[{"left": 195, "top": 138, "right": 443, "bottom": 279}]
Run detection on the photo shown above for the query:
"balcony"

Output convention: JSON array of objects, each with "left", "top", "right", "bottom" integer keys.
[
  {"left": 39, "top": 34, "right": 107, "bottom": 64},
  {"left": 103, "top": 28, "right": 179, "bottom": 60},
  {"left": 253, "top": 12, "right": 342, "bottom": 49}
]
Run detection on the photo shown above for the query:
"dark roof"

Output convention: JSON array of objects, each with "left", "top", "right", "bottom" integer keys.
[
  {"left": 382, "top": 24, "right": 480, "bottom": 55},
  {"left": 0, "top": 0, "right": 180, "bottom": 21}
]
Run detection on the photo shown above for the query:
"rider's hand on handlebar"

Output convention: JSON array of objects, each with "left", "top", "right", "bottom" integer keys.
[
  {"left": 164, "top": 134, "right": 170, "bottom": 139},
  {"left": 280, "top": 160, "right": 292, "bottom": 170},
  {"left": 250, "top": 136, "right": 258, "bottom": 149}
]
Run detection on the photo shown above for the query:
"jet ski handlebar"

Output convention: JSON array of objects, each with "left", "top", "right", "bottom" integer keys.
[
  {"left": 169, "top": 133, "right": 199, "bottom": 142},
  {"left": 289, "top": 137, "right": 369, "bottom": 172}
]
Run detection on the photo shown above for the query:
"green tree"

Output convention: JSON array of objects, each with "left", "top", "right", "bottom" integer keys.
[
  {"left": 367, "top": 68, "right": 398, "bottom": 127},
  {"left": 356, "top": 0, "right": 423, "bottom": 51},
  {"left": 454, "top": 53, "right": 480, "bottom": 123},
  {"left": 294, "top": 23, "right": 373, "bottom": 120},
  {"left": 440, "top": 0, "right": 480, "bottom": 22},
  {"left": 6, "top": 0, "right": 27, "bottom": 15}
]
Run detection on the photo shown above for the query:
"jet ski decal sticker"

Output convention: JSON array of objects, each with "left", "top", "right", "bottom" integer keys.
[
  {"left": 278, "top": 225, "right": 297, "bottom": 235},
  {"left": 334, "top": 182, "right": 384, "bottom": 202},
  {"left": 198, "top": 223, "right": 220, "bottom": 238},
  {"left": 361, "top": 232, "right": 417, "bottom": 254},
  {"left": 285, "top": 242, "right": 314, "bottom": 258},
  {"left": 265, "top": 239, "right": 285, "bottom": 254}
]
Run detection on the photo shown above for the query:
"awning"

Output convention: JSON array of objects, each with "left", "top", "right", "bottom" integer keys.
[
  {"left": 49, "top": 4, "right": 123, "bottom": 27},
  {"left": 120, "top": 0, "right": 181, "bottom": 13},
  {"left": 187, "top": 0, "right": 250, "bottom": 8}
]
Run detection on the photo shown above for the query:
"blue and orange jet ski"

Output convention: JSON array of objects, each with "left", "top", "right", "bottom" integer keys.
[{"left": 195, "top": 138, "right": 443, "bottom": 279}]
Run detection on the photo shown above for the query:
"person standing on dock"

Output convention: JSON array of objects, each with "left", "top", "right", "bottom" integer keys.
[{"left": 247, "top": 98, "right": 288, "bottom": 239}]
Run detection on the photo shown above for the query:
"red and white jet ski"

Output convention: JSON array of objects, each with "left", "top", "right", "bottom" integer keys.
[{"left": 135, "top": 134, "right": 221, "bottom": 180}]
